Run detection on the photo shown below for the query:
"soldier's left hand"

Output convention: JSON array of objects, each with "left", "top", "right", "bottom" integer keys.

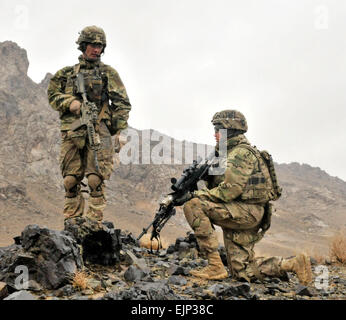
[
  {"left": 70, "top": 100, "right": 81, "bottom": 115},
  {"left": 174, "top": 192, "right": 193, "bottom": 206}
]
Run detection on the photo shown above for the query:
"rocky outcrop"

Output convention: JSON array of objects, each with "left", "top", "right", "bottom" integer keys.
[
  {"left": 64, "top": 217, "right": 122, "bottom": 266},
  {"left": 0, "top": 225, "right": 345, "bottom": 300},
  {"left": 0, "top": 225, "right": 83, "bottom": 290}
]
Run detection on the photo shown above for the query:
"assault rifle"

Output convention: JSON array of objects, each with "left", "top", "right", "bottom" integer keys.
[
  {"left": 137, "top": 151, "right": 219, "bottom": 249},
  {"left": 70, "top": 72, "right": 101, "bottom": 171}
]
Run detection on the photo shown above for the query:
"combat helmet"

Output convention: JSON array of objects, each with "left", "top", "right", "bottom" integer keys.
[
  {"left": 211, "top": 109, "right": 248, "bottom": 132},
  {"left": 76, "top": 26, "right": 107, "bottom": 52}
]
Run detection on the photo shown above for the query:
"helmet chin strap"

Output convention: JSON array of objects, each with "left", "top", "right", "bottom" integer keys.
[
  {"left": 214, "top": 125, "right": 244, "bottom": 139},
  {"left": 227, "top": 129, "right": 244, "bottom": 139}
]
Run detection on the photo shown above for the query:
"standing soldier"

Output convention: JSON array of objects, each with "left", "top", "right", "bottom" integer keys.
[
  {"left": 48, "top": 26, "right": 131, "bottom": 224},
  {"left": 182, "top": 110, "right": 312, "bottom": 285}
]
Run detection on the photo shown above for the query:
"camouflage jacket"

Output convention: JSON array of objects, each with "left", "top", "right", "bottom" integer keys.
[
  {"left": 47, "top": 55, "right": 131, "bottom": 132},
  {"left": 194, "top": 134, "right": 258, "bottom": 203}
]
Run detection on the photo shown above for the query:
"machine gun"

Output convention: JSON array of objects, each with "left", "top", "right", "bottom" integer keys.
[
  {"left": 137, "top": 151, "right": 218, "bottom": 250},
  {"left": 70, "top": 72, "right": 101, "bottom": 171}
]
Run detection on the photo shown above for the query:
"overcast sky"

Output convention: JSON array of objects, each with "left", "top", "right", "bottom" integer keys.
[{"left": 1, "top": 0, "right": 346, "bottom": 181}]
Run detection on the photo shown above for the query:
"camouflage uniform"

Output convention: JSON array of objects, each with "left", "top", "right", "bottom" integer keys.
[
  {"left": 183, "top": 110, "right": 307, "bottom": 282},
  {"left": 48, "top": 26, "right": 131, "bottom": 222}
]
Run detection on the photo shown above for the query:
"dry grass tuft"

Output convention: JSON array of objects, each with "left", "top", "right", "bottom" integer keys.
[
  {"left": 329, "top": 231, "right": 346, "bottom": 265},
  {"left": 304, "top": 247, "right": 327, "bottom": 265},
  {"left": 71, "top": 271, "right": 89, "bottom": 291}
]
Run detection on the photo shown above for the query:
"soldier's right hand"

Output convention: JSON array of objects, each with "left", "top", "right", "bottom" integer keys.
[{"left": 70, "top": 100, "right": 81, "bottom": 115}]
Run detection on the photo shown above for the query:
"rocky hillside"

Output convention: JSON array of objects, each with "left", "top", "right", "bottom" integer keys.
[
  {"left": 0, "top": 221, "right": 345, "bottom": 301},
  {"left": 0, "top": 41, "right": 345, "bottom": 259}
]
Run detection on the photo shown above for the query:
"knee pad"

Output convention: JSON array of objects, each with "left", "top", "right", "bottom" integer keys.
[
  {"left": 64, "top": 175, "right": 79, "bottom": 198},
  {"left": 88, "top": 174, "right": 103, "bottom": 197}
]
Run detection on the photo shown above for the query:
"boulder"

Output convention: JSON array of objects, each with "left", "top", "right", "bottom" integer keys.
[
  {"left": 64, "top": 217, "right": 122, "bottom": 265},
  {"left": 124, "top": 265, "right": 147, "bottom": 282},
  {"left": 0, "top": 225, "right": 83, "bottom": 290},
  {"left": 3, "top": 290, "right": 37, "bottom": 300}
]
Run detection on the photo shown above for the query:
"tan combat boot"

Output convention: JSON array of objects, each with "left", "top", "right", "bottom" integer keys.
[
  {"left": 281, "top": 253, "right": 313, "bottom": 285},
  {"left": 190, "top": 251, "right": 228, "bottom": 280}
]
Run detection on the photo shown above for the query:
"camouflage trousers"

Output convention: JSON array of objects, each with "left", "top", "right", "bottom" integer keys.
[
  {"left": 183, "top": 197, "right": 287, "bottom": 281},
  {"left": 59, "top": 121, "right": 114, "bottom": 221}
]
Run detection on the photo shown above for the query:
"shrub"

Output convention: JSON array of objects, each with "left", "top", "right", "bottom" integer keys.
[{"left": 329, "top": 231, "right": 346, "bottom": 264}]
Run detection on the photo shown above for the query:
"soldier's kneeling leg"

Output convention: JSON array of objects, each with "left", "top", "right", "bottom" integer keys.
[
  {"left": 86, "top": 174, "right": 106, "bottom": 222},
  {"left": 63, "top": 175, "right": 84, "bottom": 220},
  {"left": 223, "top": 228, "right": 261, "bottom": 282},
  {"left": 183, "top": 198, "right": 219, "bottom": 254},
  {"left": 183, "top": 198, "right": 228, "bottom": 280}
]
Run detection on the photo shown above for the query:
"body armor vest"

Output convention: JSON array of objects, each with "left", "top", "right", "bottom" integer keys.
[
  {"left": 65, "top": 62, "right": 108, "bottom": 112},
  {"left": 206, "top": 144, "right": 280, "bottom": 204}
]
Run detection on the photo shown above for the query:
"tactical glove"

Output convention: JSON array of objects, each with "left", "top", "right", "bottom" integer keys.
[
  {"left": 70, "top": 100, "right": 81, "bottom": 115},
  {"left": 174, "top": 191, "right": 193, "bottom": 206}
]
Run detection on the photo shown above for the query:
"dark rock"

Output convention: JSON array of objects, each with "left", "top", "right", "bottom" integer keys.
[
  {"left": 103, "top": 280, "right": 181, "bottom": 300},
  {"left": 73, "top": 295, "right": 90, "bottom": 300},
  {"left": 124, "top": 250, "right": 150, "bottom": 274},
  {"left": 120, "top": 231, "right": 138, "bottom": 246},
  {"left": 178, "top": 241, "right": 190, "bottom": 251},
  {"left": 4, "top": 290, "right": 37, "bottom": 300},
  {"left": 218, "top": 246, "right": 228, "bottom": 266},
  {"left": 102, "top": 221, "right": 114, "bottom": 229},
  {"left": 296, "top": 285, "right": 314, "bottom": 297},
  {"left": 13, "top": 236, "right": 21, "bottom": 245},
  {"left": 265, "top": 284, "right": 289, "bottom": 293},
  {"left": 27, "top": 280, "right": 43, "bottom": 292},
  {"left": 174, "top": 237, "right": 185, "bottom": 251},
  {"left": 207, "top": 282, "right": 251, "bottom": 299},
  {"left": 0, "top": 225, "right": 83, "bottom": 290},
  {"left": 168, "top": 276, "right": 187, "bottom": 286},
  {"left": 182, "top": 260, "right": 199, "bottom": 268},
  {"left": 234, "top": 283, "right": 251, "bottom": 296},
  {"left": 267, "top": 277, "right": 281, "bottom": 284},
  {"left": 166, "top": 244, "right": 175, "bottom": 254},
  {"left": 158, "top": 250, "right": 167, "bottom": 257},
  {"left": 155, "top": 261, "right": 171, "bottom": 269},
  {"left": 208, "top": 283, "right": 226, "bottom": 297},
  {"left": 168, "top": 265, "right": 190, "bottom": 276},
  {"left": 124, "top": 265, "right": 147, "bottom": 282},
  {"left": 55, "top": 284, "right": 75, "bottom": 297},
  {"left": 186, "top": 232, "right": 198, "bottom": 245},
  {"left": 133, "top": 247, "right": 144, "bottom": 255},
  {"left": 102, "top": 291, "right": 121, "bottom": 300},
  {"left": 134, "top": 281, "right": 181, "bottom": 300},
  {"left": 64, "top": 217, "right": 122, "bottom": 265}
]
